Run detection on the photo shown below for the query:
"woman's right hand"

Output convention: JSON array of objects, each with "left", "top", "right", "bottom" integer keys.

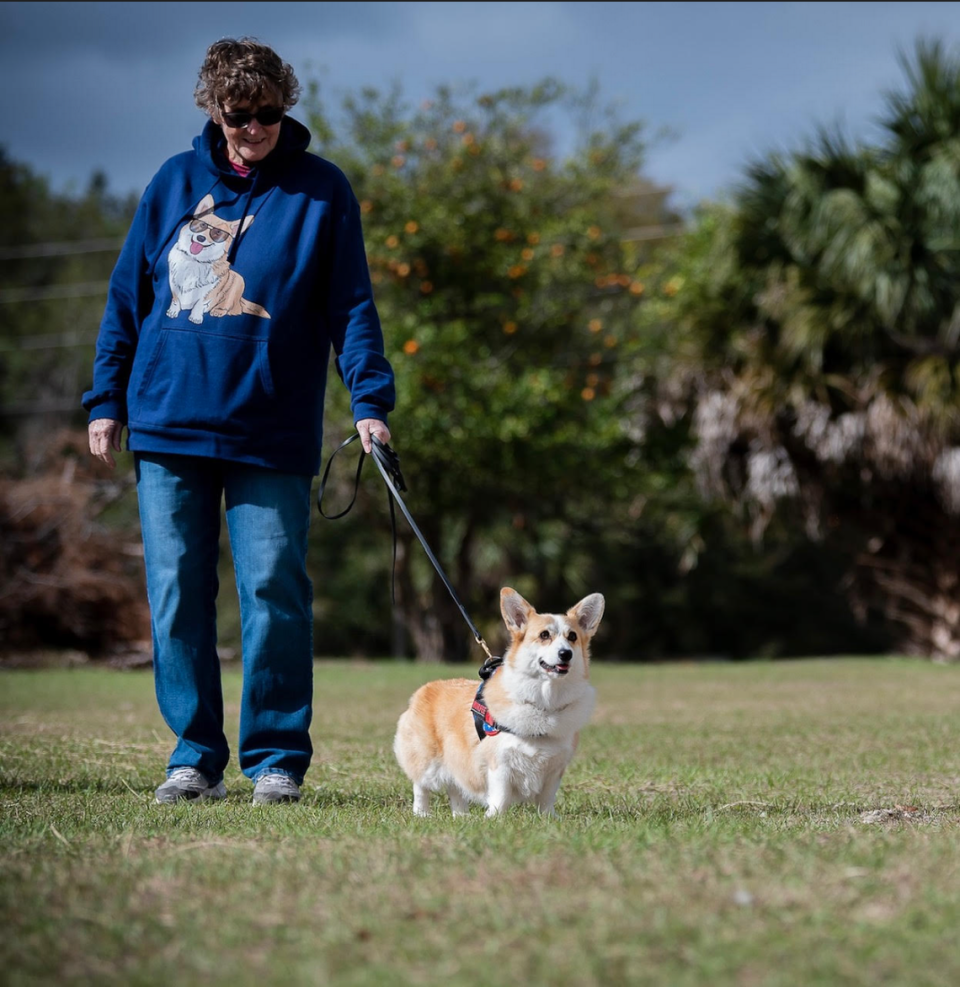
[{"left": 88, "top": 418, "right": 125, "bottom": 469}]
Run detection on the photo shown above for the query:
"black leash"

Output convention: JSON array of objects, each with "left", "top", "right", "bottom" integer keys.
[{"left": 316, "top": 433, "right": 496, "bottom": 663}]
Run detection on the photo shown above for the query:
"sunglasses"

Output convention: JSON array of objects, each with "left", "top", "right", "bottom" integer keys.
[
  {"left": 219, "top": 104, "right": 285, "bottom": 129},
  {"left": 189, "top": 218, "right": 231, "bottom": 243}
]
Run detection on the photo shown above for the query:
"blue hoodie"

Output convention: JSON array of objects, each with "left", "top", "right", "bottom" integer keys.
[{"left": 82, "top": 117, "right": 395, "bottom": 475}]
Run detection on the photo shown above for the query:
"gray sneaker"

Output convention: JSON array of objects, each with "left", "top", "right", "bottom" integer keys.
[
  {"left": 155, "top": 767, "right": 226, "bottom": 804},
  {"left": 252, "top": 773, "right": 301, "bottom": 805}
]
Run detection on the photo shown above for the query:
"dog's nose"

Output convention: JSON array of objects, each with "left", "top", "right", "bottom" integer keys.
[{"left": 557, "top": 647, "right": 573, "bottom": 662}]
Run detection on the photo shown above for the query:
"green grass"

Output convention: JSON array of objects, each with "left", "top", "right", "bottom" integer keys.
[{"left": 2, "top": 658, "right": 960, "bottom": 986}]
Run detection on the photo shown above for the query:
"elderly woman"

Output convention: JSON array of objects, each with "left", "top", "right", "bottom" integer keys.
[{"left": 83, "top": 38, "right": 395, "bottom": 805}]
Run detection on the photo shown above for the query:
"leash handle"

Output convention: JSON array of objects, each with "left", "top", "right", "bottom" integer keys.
[
  {"left": 316, "top": 432, "right": 495, "bottom": 661},
  {"left": 316, "top": 433, "right": 366, "bottom": 520}
]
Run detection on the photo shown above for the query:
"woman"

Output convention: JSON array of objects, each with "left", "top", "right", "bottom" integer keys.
[{"left": 83, "top": 38, "right": 395, "bottom": 805}]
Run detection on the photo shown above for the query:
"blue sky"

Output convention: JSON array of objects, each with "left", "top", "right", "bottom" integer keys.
[{"left": 3, "top": 1, "right": 960, "bottom": 212}]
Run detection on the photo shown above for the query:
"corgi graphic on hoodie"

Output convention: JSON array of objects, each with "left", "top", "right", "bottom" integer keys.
[{"left": 166, "top": 194, "right": 270, "bottom": 324}]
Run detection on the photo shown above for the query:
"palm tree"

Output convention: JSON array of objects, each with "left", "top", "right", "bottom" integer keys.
[{"left": 661, "top": 40, "right": 960, "bottom": 658}]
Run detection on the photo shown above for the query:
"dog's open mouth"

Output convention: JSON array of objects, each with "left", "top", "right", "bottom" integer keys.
[{"left": 540, "top": 659, "right": 570, "bottom": 676}]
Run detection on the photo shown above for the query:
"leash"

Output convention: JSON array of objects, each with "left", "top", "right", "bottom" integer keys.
[{"left": 316, "top": 433, "right": 497, "bottom": 664}]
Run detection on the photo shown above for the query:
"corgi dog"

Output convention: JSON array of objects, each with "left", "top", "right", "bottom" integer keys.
[
  {"left": 394, "top": 587, "right": 604, "bottom": 817},
  {"left": 166, "top": 194, "right": 271, "bottom": 325}
]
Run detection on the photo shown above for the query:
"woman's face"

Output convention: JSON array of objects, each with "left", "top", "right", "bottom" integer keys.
[{"left": 218, "top": 93, "right": 284, "bottom": 167}]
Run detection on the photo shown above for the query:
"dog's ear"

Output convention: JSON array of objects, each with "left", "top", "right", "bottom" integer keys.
[
  {"left": 501, "top": 587, "right": 534, "bottom": 634},
  {"left": 230, "top": 214, "right": 255, "bottom": 238},
  {"left": 569, "top": 593, "right": 604, "bottom": 635},
  {"left": 194, "top": 193, "right": 215, "bottom": 219}
]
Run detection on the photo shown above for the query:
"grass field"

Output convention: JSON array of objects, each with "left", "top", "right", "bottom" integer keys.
[{"left": 2, "top": 658, "right": 960, "bottom": 986}]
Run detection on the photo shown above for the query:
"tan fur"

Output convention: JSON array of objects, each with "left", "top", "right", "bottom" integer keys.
[
  {"left": 205, "top": 256, "right": 270, "bottom": 318},
  {"left": 394, "top": 587, "right": 604, "bottom": 817}
]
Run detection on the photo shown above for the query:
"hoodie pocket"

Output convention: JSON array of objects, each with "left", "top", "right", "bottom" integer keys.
[{"left": 131, "top": 327, "right": 275, "bottom": 433}]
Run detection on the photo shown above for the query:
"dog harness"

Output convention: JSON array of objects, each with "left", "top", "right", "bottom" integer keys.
[{"left": 471, "top": 657, "right": 512, "bottom": 741}]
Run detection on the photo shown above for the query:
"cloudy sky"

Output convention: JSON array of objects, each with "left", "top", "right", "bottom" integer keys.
[{"left": 3, "top": 1, "right": 960, "bottom": 211}]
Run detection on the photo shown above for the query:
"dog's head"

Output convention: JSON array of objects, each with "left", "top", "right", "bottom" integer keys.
[
  {"left": 175, "top": 194, "right": 254, "bottom": 261},
  {"left": 500, "top": 587, "right": 604, "bottom": 682}
]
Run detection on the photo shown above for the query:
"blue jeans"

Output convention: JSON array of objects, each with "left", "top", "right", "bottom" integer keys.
[{"left": 135, "top": 452, "right": 314, "bottom": 785}]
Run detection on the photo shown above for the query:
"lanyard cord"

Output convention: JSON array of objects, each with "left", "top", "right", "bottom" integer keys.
[{"left": 316, "top": 433, "right": 495, "bottom": 661}]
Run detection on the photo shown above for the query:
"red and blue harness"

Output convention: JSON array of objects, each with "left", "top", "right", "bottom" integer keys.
[{"left": 470, "top": 657, "right": 513, "bottom": 741}]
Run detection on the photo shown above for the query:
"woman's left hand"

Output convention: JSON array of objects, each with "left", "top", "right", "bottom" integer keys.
[{"left": 357, "top": 418, "right": 392, "bottom": 454}]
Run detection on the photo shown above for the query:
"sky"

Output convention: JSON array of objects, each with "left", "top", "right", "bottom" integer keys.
[{"left": 3, "top": 1, "right": 960, "bottom": 213}]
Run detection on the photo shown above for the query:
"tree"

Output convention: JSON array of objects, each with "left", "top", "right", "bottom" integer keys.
[
  {"left": 651, "top": 40, "right": 960, "bottom": 658},
  {"left": 305, "top": 80, "right": 676, "bottom": 660}
]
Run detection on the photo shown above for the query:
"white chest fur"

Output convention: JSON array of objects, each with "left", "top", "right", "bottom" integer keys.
[
  {"left": 498, "top": 671, "right": 596, "bottom": 740},
  {"left": 169, "top": 245, "right": 221, "bottom": 307}
]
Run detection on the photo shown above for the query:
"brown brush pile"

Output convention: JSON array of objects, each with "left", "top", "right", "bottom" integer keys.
[{"left": 0, "top": 430, "right": 150, "bottom": 661}]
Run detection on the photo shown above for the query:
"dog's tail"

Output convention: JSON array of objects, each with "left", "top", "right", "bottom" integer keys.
[{"left": 240, "top": 299, "right": 271, "bottom": 319}]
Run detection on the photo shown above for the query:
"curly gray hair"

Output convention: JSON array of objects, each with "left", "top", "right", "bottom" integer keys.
[{"left": 194, "top": 37, "right": 302, "bottom": 118}]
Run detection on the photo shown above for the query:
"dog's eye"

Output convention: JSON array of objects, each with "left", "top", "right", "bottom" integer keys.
[
  {"left": 567, "top": 631, "right": 578, "bottom": 643},
  {"left": 539, "top": 630, "right": 551, "bottom": 641}
]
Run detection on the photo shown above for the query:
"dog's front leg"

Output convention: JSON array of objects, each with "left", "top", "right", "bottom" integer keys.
[
  {"left": 484, "top": 767, "right": 512, "bottom": 817},
  {"left": 166, "top": 295, "right": 182, "bottom": 318},
  {"left": 412, "top": 783, "right": 432, "bottom": 817},
  {"left": 535, "top": 765, "right": 566, "bottom": 816},
  {"left": 188, "top": 301, "right": 206, "bottom": 325}
]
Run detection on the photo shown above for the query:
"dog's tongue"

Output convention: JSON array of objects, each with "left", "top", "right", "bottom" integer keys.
[{"left": 190, "top": 241, "right": 204, "bottom": 255}]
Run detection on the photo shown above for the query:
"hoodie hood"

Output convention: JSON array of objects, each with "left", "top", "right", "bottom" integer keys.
[
  {"left": 193, "top": 115, "right": 313, "bottom": 180},
  {"left": 191, "top": 116, "right": 313, "bottom": 262}
]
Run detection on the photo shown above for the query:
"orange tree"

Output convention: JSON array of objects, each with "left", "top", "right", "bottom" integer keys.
[{"left": 305, "top": 80, "right": 672, "bottom": 660}]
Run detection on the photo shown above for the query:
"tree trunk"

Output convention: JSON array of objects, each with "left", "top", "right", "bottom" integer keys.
[{"left": 839, "top": 484, "right": 960, "bottom": 660}]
